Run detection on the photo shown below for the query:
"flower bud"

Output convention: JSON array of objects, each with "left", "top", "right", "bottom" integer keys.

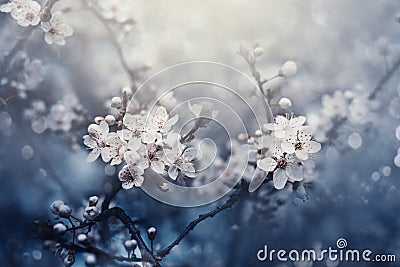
[
  {"left": 77, "top": 234, "right": 88, "bottom": 243},
  {"left": 83, "top": 206, "right": 99, "bottom": 221},
  {"left": 53, "top": 223, "right": 67, "bottom": 234},
  {"left": 58, "top": 204, "right": 72, "bottom": 218},
  {"left": 50, "top": 200, "right": 64, "bottom": 215},
  {"left": 253, "top": 47, "right": 264, "bottom": 57},
  {"left": 88, "top": 196, "right": 98, "bottom": 207},
  {"left": 124, "top": 239, "right": 138, "bottom": 251},
  {"left": 94, "top": 116, "right": 104, "bottom": 125},
  {"left": 278, "top": 97, "right": 292, "bottom": 109},
  {"left": 122, "top": 87, "right": 133, "bottom": 97},
  {"left": 40, "top": 6, "right": 51, "bottom": 22},
  {"left": 85, "top": 254, "right": 96, "bottom": 266},
  {"left": 104, "top": 115, "right": 116, "bottom": 125},
  {"left": 147, "top": 227, "right": 157, "bottom": 241},
  {"left": 111, "top": 97, "right": 122, "bottom": 108},
  {"left": 279, "top": 60, "right": 297, "bottom": 78},
  {"left": 63, "top": 252, "right": 75, "bottom": 267}
]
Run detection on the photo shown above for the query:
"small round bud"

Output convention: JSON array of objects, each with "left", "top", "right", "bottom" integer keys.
[
  {"left": 88, "top": 196, "right": 99, "bottom": 207},
  {"left": 253, "top": 47, "right": 264, "bottom": 57},
  {"left": 124, "top": 239, "right": 138, "bottom": 251},
  {"left": 58, "top": 204, "right": 72, "bottom": 218},
  {"left": 254, "top": 129, "right": 262, "bottom": 136},
  {"left": 147, "top": 227, "right": 157, "bottom": 240},
  {"left": 111, "top": 97, "right": 122, "bottom": 108},
  {"left": 40, "top": 6, "right": 51, "bottom": 22},
  {"left": 85, "top": 254, "right": 96, "bottom": 266},
  {"left": 63, "top": 252, "right": 75, "bottom": 267},
  {"left": 104, "top": 115, "right": 116, "bottom": 125},
  {"left": 238, "top": 133, "right": 248, "bottom": 140},
  {"left": 279, "top": 60, "right": 297, "bottom": 78},
  {"left": 94, "top": 116, "right": 104, "bottom": 124},
  {"left": 278, "top": 97, "right": 292, "bottom": 109},
  {"left": 122, "top": 87, "right": 133, "bottom": 97},
  {"left": 50, "top": 200, "right": 64, "bottom": 215},
  {"left": 53, "top": 223, "right": 67, "bottom": 234},
  {"left": 77, "top": 234, "right": 88, "bottom": 243}
]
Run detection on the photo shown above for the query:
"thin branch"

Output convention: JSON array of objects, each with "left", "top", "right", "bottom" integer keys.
[
  {"left": 95, "top": 207, "right": 161, "bottom": 267},
  {"left": 83, "top": 1, "right": 137, "bottom": 91},
  {"left": 156, "top": 186, "right": 243, "bottom": 259},
  {"left": 368, "top": 56, "right": 400, "bottom": 100}
]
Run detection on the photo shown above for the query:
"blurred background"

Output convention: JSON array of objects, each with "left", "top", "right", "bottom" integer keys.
[{"left": 1, "top": 0, "right": 400, "bottom": 266}]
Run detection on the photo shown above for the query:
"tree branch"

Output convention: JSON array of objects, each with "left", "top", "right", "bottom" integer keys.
[
  {"left": 155, "top": 186, "right": 243, "bottom": 259},
  {"left": 368, "top": 56, "right": 400, "bottom": 100},
  {"left": 95, "top": 207, "right": 161, "bottom": 267}
]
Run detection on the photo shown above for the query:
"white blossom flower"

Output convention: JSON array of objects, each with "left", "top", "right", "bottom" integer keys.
[
  {"left": 164, "top": 137, "right": 198, "bottom": 180},
  {"left": 264, "top": 115, "right": 306, "bottom": 139},
  {"left": 143, "top": 106, "right": 179, "bottom": 144},
  {"left": 281, "top": 126, "right": 321, "bottom": 160},
  {"left": 257, "top": 150, "right": 303, "bottom": 190},
  {"left": 122, "top": 113, "right": 146, "bottom": 141},
  {"left": 137, "top": 143, "right": 166, "bottom": 173},
  {"left": 118, "top": 163, "right": 146, "bottom": 189},
  {"left": 279, "top": 60, "right": 297, "bottom": 77},
  {"left": 322, "top": 91, "right": 348, "bottom": 118},
  {"left": 1, "top": 0, "right": 41, "bottom": 27},
  {"left": 188, "top": 101, "right": 219, "bottom": 128},
  {"left": 83, "top": 121, "right": 114, "bottom": 162},
  {"left": 41, "top": 12, "right": 73, "bottom": 46}
]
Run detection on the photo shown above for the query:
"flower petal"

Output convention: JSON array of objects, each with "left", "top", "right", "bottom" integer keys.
[
  {"left": 168, "top": 166, "right": 178, "bottom": 180},
  {"left": 257, "top": 157, "right": 277, "bottom": 172},
  {"left": 286, "top": 164, "right": 303, "bottom": 182},
  {"left": 273, "top": 168, "right": 288, "bottom": 190}
]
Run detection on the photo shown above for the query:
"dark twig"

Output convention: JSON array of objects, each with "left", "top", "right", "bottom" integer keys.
[
  {"left": 156, "top": 186, "right": 243, "bottom": 259},
  {"left": 95, "top": 207, "right": 161, "bottom": 266}
]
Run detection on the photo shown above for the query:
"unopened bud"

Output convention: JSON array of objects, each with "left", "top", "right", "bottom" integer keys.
[
  {"left": 278, "top": 97, "right": 292, "bottom": 109},
  {"left": 104, "top": 115, "right": 116, "bottom": 125},
  {"left": 124, "top": 239, "right": 138, "bottom": 251},
  {"left": 77, "top": 234, "right": 88, "bottom": 243},
  {"left": 50, "top": 200, "right": 64, "bottom": 215},
  {"left": 85, "top": 254, "right": 96, "bottom": 266},
  {"left": 279, "top": 61, "right": 297, "bottom": 78},
  {"left": 147, "top": 227, "right": 157, "bottom": 240},
  {"left": 94, "top": 116, "right": 104, "bottom": 124},
  {"left": 53, "top": 223, "right": 67, "bottom": 234},
  {"left": 253, "top": 47, "right": 264, "bottom": 57},
  {"left": 58, "top": 204, "right": 72, "bottom": 218},
  {"left": 111, "top": 97, "right": 122, "bottom": 108},
  {"left": 88, "top": 196, "right": 98, "bottom": 207}
]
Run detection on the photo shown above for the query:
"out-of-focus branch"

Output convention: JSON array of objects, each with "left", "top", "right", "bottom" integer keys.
[
  {"left": 156, "top": 185, "right": 243, "bottom": 259},
  {"left": 368, "top": 56, "right": 400, "bottom": 100},
  {"left": 83, "top": 1, "right": 137, "bottom": 92}
]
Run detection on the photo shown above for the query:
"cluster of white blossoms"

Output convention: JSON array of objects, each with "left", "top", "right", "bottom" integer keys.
[
  {"left": 250, "top": 114, "right": 321, "bottom": 190},
  {"left": 83, "top": 91, "right": 212, "bottom": 189},
  {"left": 0, "top": 0, "right": 73, "bottom": 46}
]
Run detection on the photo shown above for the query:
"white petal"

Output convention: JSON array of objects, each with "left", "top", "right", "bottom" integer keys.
[
  {"left": 257, "top": 158, "right": 277, "bottom": 172},
  {"left": 273, "top": 168, "right": 288, "bottom": 190},
  {"left": 168, "top": 166, "right": 178, "bottom": 180},
  {"left": 281, "top": 141, "right": 295, "bottom": 154},
  {"left": 142, "top": 130, "right": 156, "bottom": 144},
  {"left": 188, "top": 102, "right": 202, "bottom": 117},
  {"left": 122, "top": 180, "right": 134, "bottom": 189},
  {"left": 124, "top": 151, "right": 140, "bottom": 164},
  {"left": 183, "top": 147, "right": 198, "bottom": 161},
  {"left": 274, "top": 129, "right": 286, "bottom": 139},
  {"left": 83, "top": 135, "right": 96, "bottom": 148},
  {"left": 289, "top": 116, "right": 306, "bottom": 126},
  {"left": 304, "top": 141, "right": 321, "bottom": 153},
  {"left": 286, "top": 164, "right": 303, "bottom": 181},
  {"left": 248, "top": 174, "right": 266, "bottom": 193},
  {"left": 86, "top": 149, "right": 100, "bottom": 162},
  {"left": 127, "top": 138, "right": 142, "bottom": 151},
  {"left": 275, "top": 115, "right": 288, "bottom": 125},
  {"left": 99, "top": 120, "right": 109, "bottom": 135},
  {"left": 295, "top": 150, "right": 309, "bottom": 160},
  {"left": 151, "top": 160, "right": 165, "bottom": 173},
  {"left": 133, "top": 176, "right": 144, "bottom": 187}
]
